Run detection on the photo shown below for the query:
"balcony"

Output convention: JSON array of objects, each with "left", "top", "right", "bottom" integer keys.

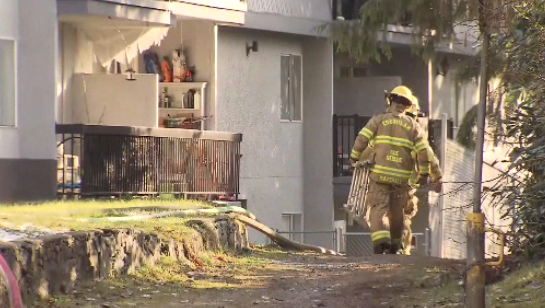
[{"left": 57, "top": 124, "right": 242, "bottom": 200}]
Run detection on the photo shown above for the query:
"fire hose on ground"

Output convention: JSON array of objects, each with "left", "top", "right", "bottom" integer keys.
[
  {"left": 77, "top": 205, "right": 344, "bottom": 256},
  {"left": 0, "top": 253, "right": 24, "bottom": 308}
]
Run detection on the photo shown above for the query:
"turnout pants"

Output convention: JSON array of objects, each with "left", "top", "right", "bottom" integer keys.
[
  {"left": 366, "top": 180, "right": 409, "bottom": 253},
  {"left": 402, "top": 188, "right": 419, "bottom": 255}
]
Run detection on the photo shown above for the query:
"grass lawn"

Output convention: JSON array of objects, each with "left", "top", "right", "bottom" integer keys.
[
  {"left": 486, "top": 262, "right": 545, "bottom": 307},
  {"left": 403, "top": 261, "right": 545, "bottom": 308},
  {"left": 0, "top": 199, "right": 213, "bottom": 236}
]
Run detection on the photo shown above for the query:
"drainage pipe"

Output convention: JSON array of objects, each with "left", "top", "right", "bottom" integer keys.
[
  {"left": 0, "top": 253, "right": 24, "bottom": 308},
  {"left": 76, "top": 206, "right": 343, "bottom": 256}
]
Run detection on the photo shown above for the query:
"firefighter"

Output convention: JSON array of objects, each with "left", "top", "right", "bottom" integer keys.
[
  {"left": 401, "top": 96, "right": 443, "bottom": 255},
  {"left": 349, "top": 85, "right": 430, "bottom": 254}
]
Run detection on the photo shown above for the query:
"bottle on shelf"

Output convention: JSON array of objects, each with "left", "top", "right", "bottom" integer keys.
[{"left": 161, "top": 88, "right": 171, "bottom": 108}]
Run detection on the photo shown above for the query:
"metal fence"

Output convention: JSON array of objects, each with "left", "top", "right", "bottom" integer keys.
[
  {"left": 274, "top": 230, "right": 339, "bottom": 251},
  {"left": 342, "top": 229, "right": 431, "bottom": 256},
  {"left": 56, "top": 124, "right": 242, "bottom": 199},
  {"left": 271, "top": 229, "right": 431, "bottom": 256},
  {"left": 332, "top": 114, "right": 372, "bottom": 177}
]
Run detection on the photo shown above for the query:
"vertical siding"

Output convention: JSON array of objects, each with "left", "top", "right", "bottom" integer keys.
[{"left": 436, "top": 139, "right": 508, "bottom": 259}]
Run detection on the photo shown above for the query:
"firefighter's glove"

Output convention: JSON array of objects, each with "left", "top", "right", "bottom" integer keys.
[
  {"left": 431, "top": 182, "right": 442, "bottom": 193},
  {"left": 417, "top": 174, "right": 429, "bottom": 186},
  {"left": 431, "top": 176, "right": 442, "bottom": 193},
  {"left": 349, "top": 158, "right": 357, "bottom": 169}
]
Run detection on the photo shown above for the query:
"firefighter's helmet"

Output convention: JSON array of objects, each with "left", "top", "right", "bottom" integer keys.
[
  {"left": 387, "top": 86, "right": 414, "bottom": 107},
  {"left": 406, "top": 95, "right": 420, "bottom": 117}
]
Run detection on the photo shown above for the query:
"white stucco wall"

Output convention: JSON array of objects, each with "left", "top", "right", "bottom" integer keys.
[
  {"left": 0, "top": 0, "right": 57, "bottom": 160},
  {"left": 302, "top": 37, "right": 334, "bottom": 248},
  {"left": 216, "top": 27, "right": 334, "bottom": 247},
  {"left": 216, "top": 27, "right": 305, "bottom": 244}
]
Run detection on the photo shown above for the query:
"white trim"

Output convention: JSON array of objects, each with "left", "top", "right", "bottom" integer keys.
[
  {"left": 0, "top": 35, "right": 16, "bottom": 40},
  {"left": 298, "top": 53, "right": 304, "bottom": 123},
  {"left": 175, "top": 0, "right": 247, "bottom": 12},
  {"left": 96, "top": 0, "right": 170, "bottom": 11},
  {"left": 0, "top": 38, "right": 17, "bottom": 128},
  {"left": 58, "top": 0, "right": 172, "bottom": 25},
  {"left": 212, "top": 23, "right": 219, "bottom": 130},
  {"left": 171, "top": 1, "right": 245, "bottom": 24}
]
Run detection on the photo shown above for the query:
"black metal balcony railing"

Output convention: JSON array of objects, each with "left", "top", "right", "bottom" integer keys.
[
  {"left": 56, "top": 124, "right": 241, "bottom": 199},
  {"left": 333, "top": 114, "right": 454, "bottom": 177},
  {"left": 333, "top": 114, "right": 372, "bottom": 177}
]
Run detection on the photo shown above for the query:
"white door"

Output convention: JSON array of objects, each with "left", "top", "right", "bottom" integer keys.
[{"left": 281, "top": 214, "right": 294, "bottom": 240}]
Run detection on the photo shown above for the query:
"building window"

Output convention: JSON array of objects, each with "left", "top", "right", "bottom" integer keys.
[
  {"left": 280, "top": 54, "right": 302, "bottom": 122},
  {"left": 0, "top": 39, "right": 16, "bottom": 127}
]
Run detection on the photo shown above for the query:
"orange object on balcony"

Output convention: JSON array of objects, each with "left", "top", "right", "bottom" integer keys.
[{"left": 161, "top": 57, "right": 172, "bottom": 82}]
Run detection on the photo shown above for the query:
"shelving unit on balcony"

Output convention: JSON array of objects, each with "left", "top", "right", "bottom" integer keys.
[{"left": 158, "top": 82, "right": 207, "bottom": 130}]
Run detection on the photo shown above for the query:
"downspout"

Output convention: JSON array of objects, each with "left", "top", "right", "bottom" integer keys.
[{"left": 60, "top": 23, "right": 65, "bottom": 124}]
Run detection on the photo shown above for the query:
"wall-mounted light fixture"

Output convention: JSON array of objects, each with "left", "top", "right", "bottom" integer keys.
[
  {"left": 436, "top": 56, "right": 450, "bottom": 76},
  {"left": 246, "top": 41, "right": 258, "bottom": 57},
  {"left": 125, "top": 68, "right": 137, "bottom": 81}
]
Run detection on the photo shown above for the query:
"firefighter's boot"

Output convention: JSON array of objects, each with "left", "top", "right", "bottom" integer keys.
[
  {"left": 373, "top": 242, "right": 391, "bottom": 254},
  {"left": 389, "top": 242, "right": 402, "bottom": 254}
]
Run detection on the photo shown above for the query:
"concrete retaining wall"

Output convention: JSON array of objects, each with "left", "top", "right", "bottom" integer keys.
[{"left": 0, "top": 217, "right": 249, "bottom": 305}]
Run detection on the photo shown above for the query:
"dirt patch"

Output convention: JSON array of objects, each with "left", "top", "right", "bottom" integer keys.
[{"left": 34, "top": 249, "right": 466, "bottom": 308}]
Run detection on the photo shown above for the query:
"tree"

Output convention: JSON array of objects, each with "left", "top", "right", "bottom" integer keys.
[
  {"left": 325, "top": 0, "right": 481, "bottom": 64},
  {"left": 489, "top": 1, "right": 545, "bottom": 258}
]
